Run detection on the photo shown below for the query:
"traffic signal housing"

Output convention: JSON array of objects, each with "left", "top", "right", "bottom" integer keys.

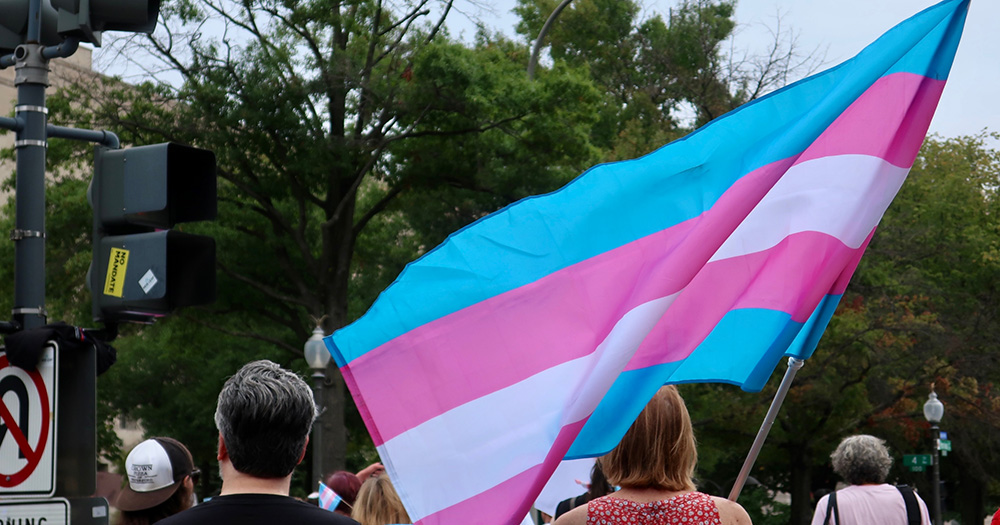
[
  {"left": 0, "top": 0, "right": 160, "bottom": 55},
  {"left": 88, "top": 143, "right": 217, "bottom": 324}
]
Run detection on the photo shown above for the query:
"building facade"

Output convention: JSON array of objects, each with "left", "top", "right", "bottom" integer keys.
[{"left": 0, "top": 46, "right": 94, "bottom": 180}]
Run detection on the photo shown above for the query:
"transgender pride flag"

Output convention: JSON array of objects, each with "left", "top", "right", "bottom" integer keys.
[
  {"left": 327, "top": 1, "right": 969, "bottom": 523},
  {"left": 318, "top": 482, "right": 342, "bottom": 512}
]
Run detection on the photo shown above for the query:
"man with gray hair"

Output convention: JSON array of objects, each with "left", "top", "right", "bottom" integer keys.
[
  {"left": 810, "top": 434, "right": 930, "bottom": 525},
  {"left": 159, "top": 360, "right": 358, "bottom": 524}
]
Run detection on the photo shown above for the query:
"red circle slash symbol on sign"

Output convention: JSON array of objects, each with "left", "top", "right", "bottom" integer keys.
[{"left": 0, "top": 355, "right": 49, "bottom": 487}]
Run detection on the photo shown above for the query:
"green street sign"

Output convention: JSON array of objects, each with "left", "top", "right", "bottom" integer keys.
[
  {"left": 903, "top": 454, "right": 933, "bottom": 467},
  {"left": 939, "top": 439, "right": 952, "bottom": 452}
]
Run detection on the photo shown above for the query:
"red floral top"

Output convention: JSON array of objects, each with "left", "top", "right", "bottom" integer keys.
[{"left": 586, "top": 492, "right": 722, "bottom": 524}]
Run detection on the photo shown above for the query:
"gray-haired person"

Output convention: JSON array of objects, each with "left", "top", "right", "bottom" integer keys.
[
  {"left": 810, "top": 435, "right": 930, "bottom": 525},
  {"left": 159, "top": 360, "right": 358, "bottom": 525}
]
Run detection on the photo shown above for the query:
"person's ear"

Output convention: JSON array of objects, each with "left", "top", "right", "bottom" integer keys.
[
  {"left": 217, "top": 433, "right": 228, "bottom": 461},
  {"left": 297, "top": 437, "right": 309, "bottom": 464}
]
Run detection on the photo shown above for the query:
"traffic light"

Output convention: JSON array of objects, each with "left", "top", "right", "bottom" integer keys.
[
  {"left": 51, "top": 0, "right": 160, "bottom": 45},
  {"left": 88, "top": 143, "right": 217, "bottom": 324},
  {"left": 0, "top": 0, "right": 160, "bottom": 54}
]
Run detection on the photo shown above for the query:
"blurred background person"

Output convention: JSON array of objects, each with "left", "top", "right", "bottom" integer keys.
[
  {"left": 351, "top": 475, "right": 411, "bottom": 525},
  {"left": 553, "top": 462, "right": 615, "bottom": 519},
  {"left": 553, "top": 386, "right": 751, "bottom": 525},
  {"left": 114, "top": 437, "right": 198, "bottom": 525},
  {"left": 355, "top": 462, "right": 385, "bottom": 482},
  {"left": 324, "top": 470, "right": 362, "bottom": 516},
  {"left": 810, "top": 435, "right": 930, "bottom": 525}
]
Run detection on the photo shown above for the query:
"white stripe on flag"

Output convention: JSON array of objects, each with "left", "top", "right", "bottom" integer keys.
[{"left": 710, "top": 155, "right": 909, "bottom": 262}]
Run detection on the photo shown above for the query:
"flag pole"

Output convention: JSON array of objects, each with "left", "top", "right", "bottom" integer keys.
[{"left": 727, "top": 356, "right": 806, "bottom": 501}]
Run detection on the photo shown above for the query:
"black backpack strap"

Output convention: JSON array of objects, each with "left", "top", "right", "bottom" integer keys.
[
  {"left": 897, "top": 485, "right": 921, "bottom": 525},
  {"left": 824, "top": 491, "right": 840, "bottom": 525}
]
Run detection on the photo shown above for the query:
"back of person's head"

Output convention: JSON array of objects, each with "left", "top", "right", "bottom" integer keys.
[
  {"left": 599, "top": 385, "right": 696, "bottom": 492},
  {"left": 587, "top": 461, "right": 614, "bottom": 500},
  {"left": 325, "top": 470, "right": 362, "bottom": 514},
  {"left": 115, "top": 437, "right": 197, "bottom": 524},
  {"left": 831, "top": 434, "right": 893, "bottom": 485},
  {"left": 215, "top": 359, "right": 317, "bottom": 478},
  {"left": 351, "top": 475, "right": 411, "bottom": 525}
]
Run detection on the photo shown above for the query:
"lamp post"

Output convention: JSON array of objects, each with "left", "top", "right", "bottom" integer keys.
[
  {"left": 304, "top": 325, "right": 331, "bottom": 489},
  {"left": 923, "top": 387, "right": 945, "bottom": 525}
]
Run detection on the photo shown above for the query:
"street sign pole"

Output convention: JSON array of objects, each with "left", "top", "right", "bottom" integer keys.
[
  {"left": 12, "top": 0, "right": 49, "bottom": 331},
  {"left": 931, "top": 424, "right": 942, "bottom": 525}
]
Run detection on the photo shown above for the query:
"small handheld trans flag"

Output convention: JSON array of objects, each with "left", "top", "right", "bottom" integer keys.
[{"left": 318, "top": 482, "right": 343, "bottom": 512}]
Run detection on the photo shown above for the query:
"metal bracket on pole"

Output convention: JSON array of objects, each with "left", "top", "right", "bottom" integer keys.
[
  {"left": 14, "top": 44, "right": 51, "bottom": 87},
  {"left": 41, "top": 37, "right": 80, "bottom": 60},
  {"left": 10, "top": 229, "right": 45, "bottom": 240},
  {"left": 0, "top": 116, "right": 24, "bottom": 132},
  {"left": 728, "top": 356, "right": 806, "bottom": 501},
  {"left": 14, "top": 139, "right": 47, "bottom": 148},
  {"left": 15, "top": 105, "right": 47, "bottom": 114},
  {"left": 47, "top": 124, "right": 120, "bottom": 149},
  {"left": 12, "top": 306, "right": 47, "bottom": 317}
]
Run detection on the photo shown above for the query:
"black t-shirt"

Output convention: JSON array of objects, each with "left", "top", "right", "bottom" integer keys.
[{"left": 157, "top": 493, "right": 359, "bottom": 525}]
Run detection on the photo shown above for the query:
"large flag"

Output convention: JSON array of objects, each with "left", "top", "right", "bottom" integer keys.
[{"left": 326, "top": 1, "right": 969, "bottom": 523}]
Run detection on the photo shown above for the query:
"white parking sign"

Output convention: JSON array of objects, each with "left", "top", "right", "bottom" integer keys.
[{"left": 0, "top": 498, "right": 68, "bottom": 524}]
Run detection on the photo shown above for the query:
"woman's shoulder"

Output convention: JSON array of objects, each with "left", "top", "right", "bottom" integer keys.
[
  {"left": 710, "top": 495, "right": 753, "bottom": 525},
  {"left": 552, "top": 501, "right": 588, "bottom": 525}
]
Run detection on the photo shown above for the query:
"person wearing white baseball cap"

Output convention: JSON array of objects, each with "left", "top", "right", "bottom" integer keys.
[{"left": 115, "top": 437, "right": 199, "bottom": 525}]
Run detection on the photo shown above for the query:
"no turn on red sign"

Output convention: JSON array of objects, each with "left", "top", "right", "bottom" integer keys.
[{"left": 0, "top": 343, "right": 57, "bottom": 497}]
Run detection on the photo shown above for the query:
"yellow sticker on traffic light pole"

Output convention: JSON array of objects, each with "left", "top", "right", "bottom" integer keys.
[{"left": 103, "top": 247, "right": 129, "bottom": 297}]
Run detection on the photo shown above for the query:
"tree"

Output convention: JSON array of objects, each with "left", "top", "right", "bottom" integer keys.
[
  {"left": 39, "top": 0, "right": 600, "bottom": 487},
  {"left": 513, "top": 0, "right": 821, "bottom": 159}
]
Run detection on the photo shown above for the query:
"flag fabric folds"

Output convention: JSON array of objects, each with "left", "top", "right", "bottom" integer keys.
[
  {"left": 318, "top": 482, "right": 343, "bottom": 512},
  {"left": 326, "top": 1, "right": 969, "bottom": 523}
]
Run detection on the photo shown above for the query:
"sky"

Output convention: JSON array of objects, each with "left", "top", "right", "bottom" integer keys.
[
  {"left": 460, "top": 0, "right": 995, "bottom": 145},
  {"left": 92, "top": 0, "right": 994, "bottom": 144}
]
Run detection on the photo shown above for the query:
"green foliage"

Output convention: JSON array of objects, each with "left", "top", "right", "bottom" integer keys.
[
  {"left": 514, "top": 0, "right": 744, "bottom": 158},
  {"left": 31, "top": 0, "right": 607, "bottom": 491},
  {"left": 738, "top": 485, "right": 791, "bottom": 525}
]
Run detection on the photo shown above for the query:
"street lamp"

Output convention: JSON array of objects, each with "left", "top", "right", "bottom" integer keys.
[
  {"left": 923, "top": 387, "right": 944, "bottom": 525},
  {"left": 304, "top": 325, "right": 331, "bottom": 489}
]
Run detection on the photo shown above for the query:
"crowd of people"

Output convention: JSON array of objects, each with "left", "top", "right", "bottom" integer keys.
[
  {"left": 108, "top": 359, "right": 954, "bottom": 525},
  {"left": 111, "top": 360, "right": 405, "bottom": 525}
]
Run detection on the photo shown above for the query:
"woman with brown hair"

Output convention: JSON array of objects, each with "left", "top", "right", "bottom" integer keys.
[{"left": 554, "top": 386, "right": 751, "bottom": 525}]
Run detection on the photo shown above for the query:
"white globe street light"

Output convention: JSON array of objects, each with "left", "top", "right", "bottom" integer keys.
[
  {"left": 923, "top": 390, "right": 944, "bottom": 424},
  {"left": 304, "top": 324, "right": 330, "bottom": 489},
  {"left": 304, "top": 325, "right": 331, "bottom": 371}
]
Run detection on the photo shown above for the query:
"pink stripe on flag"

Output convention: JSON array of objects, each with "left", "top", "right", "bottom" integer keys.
[
  {"left": 797, "top": 73, "right": 945, "bottom": 168},
  {"left": 625, "top": 230, "right": 870, "bottom": 371},
  {"left": 412, "top": 419, "right": 587, "bottom": 525},
  {"left": 831, "top": 229, "right": 876, "bottom": 295}
]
